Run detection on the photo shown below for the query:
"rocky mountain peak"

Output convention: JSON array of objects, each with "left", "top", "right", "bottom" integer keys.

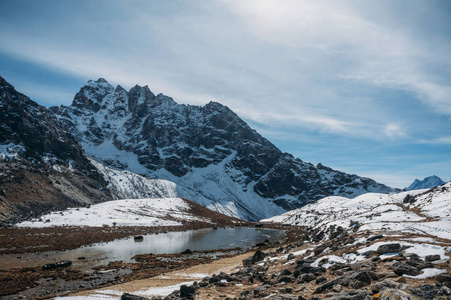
[
  {"left": 53, "top": 78, "right": 397, "bottom": 220},
  {"left": 128, "top": 84, "right": 156, "bottom": 116},
  {"left": 72, "top": 78, "right": 114, "bottom": 112}
]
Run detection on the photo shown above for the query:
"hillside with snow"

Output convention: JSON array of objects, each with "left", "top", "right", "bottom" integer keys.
[
  {"left": 17, "top": 197, "right": 238, "bottom": 228},
  {"left": 263, "top": 182, "right": 451, "bottom": 240}
]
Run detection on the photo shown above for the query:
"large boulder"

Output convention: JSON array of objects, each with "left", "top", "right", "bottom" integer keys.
[
  {"left": 376, "top": 243, "right": 401, "bottom": 254},
  {"left": 392, "top": 262, "right": 420, "bottom": 276}
]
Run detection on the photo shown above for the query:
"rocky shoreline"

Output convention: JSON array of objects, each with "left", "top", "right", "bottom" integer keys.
[
  {"left": 0, "top": 224, "right": 300, "bottom": 299},
  {"left": 2, "top": 223, "right": 451, "bottom": 299},
  {"left": 120, "top": 227, "right": 451, "bottom": 300}
]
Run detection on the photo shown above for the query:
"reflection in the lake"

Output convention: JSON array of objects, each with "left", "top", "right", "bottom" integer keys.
[{"left": 0, "top": 227, "right": 285, "bottom": 271}]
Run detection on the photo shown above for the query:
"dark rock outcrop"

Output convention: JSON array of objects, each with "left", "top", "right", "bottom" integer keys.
[{"left": 0, "top": 76, "right": 111, "bottom": 225}]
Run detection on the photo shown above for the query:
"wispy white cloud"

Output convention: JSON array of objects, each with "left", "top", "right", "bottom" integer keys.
[
  {"left": 385, "top": 123, "right": 407, "bottom": 139},
  {"left": 419, "top": 136, "right": 451, "bottom": 145},
  {"left": 0, "top": 0, "right": 450, "bottom": 187}
]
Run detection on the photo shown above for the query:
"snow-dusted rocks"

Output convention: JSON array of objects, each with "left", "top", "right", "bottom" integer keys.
[
  {"left": 51, "top": 78, "right": 396, "bottom": 221},
  {"left": 263, "top": 182, "right": 451, "bottom": 240}
]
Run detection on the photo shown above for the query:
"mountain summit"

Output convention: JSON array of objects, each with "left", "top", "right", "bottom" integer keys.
[
  {"left": 406, "top": 175, "right": 445, "bottom": 191},
  {"left": 51, "top": 78, "right": 396, "bottom": 221}
]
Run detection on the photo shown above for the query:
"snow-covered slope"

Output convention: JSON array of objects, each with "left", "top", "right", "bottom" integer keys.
[
  {"left": 51, "top": 78, "right": 396, "bottom": 221},
  {"left": 406, "top": 175, "right": 445, "bottom": 191},
  {"left": 17, "top": 197, "right": 229, "bottom": 227},
  {"left": 90, "top": 159, "right": 245, "bottom": 218},
  {"left": 263, "top": 182, "right": 451, "bottom": 239}
]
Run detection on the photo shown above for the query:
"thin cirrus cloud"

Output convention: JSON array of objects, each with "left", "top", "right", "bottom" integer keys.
[
  {"left": 220, "top": 0, "right": 451, "bottom": 117},
  {"left": 0, "top": 0, "right": 450, "bottom": 186}
]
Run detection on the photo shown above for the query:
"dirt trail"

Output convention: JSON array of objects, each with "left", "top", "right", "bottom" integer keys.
[{"left": 66, "top": 251, "right": 253, "bottom": 298}]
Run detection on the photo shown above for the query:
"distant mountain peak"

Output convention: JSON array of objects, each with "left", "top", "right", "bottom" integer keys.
[{"left": 406, "top": 175, "right": 445, "bottom": 191}]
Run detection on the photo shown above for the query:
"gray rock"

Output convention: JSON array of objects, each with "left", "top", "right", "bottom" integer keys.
[
  {"left": 271, "top": 294, "right": 299, "bottom": 300},
  {"left": 410, "top": 283, "right": 451, "bottom": 299},
  {"left": 408, "top": 256, "right": 424, "bottom": 266},
  {"left": 297, "top": 273, "right": 316, "bottom": 283},
  {"left": 351, "top": 260, "right": 375, "bottom": 271},
  {"left": 314, "top": 245, "right": 328, "bottom": 256},
  {"left": 367, "top": 235, "right": 384, "bottom": 242},
  {"left": 435, "top": 273, "right": 451, "bottom": 282},
  {"left": 42, "top": 260, "right": 73, "bottom": 270},
  {"left": 121, "top": 293, "right": 148, "bottom": 300},
  {"left": 179, "top": 285, "right": 196, "bottom": 299},
  {"left": 294, "top": 264, "right": 326, "bottom": 277},
  {"left": 278, "top": 275, "right": 295, "bottom": 283},
  {"left": 392, "top": 261, "right": 420, "bottom": 276},
  {"left": 315, "top": 270, "right": 374, "bottom": 293},
  {"left": 376, "top": 243, "right": 401, "bottom": 254},
  {"left": 370, "top": 279, "right": 399, "bottom": 293},
  {"left": 242, "top": 257, "right": 252, "bottom": 266},
  {"left": 181, "top": 249, "right": 192, "bottom": 254},
  {"left": 377, "top": 288, "right": 419, "bottom": 299},
  {"left": 279, "top": 269, "right": 292, "bottom": 276},
  {"left": 425, "top": 254, "right": 441, "bottom": 262},
  {"left": 251, "top": 250, "right": 266, "bottom": 264},
  {"left": 416, "top": 262, "right": 433, "bottom": 270}
]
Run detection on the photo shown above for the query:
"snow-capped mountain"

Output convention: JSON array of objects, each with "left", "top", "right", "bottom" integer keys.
[
  {"left": 51, "top": 78, "right": 397, "bottom": 221},
  {"left": 0, "top": 76, "right": 111, "bottom": 225},
  {"left": 263, "top": 182, "right": 451, "bottom": 240},
  {"left": 406, "top": 175, "right": 445, "bottom": 191}
]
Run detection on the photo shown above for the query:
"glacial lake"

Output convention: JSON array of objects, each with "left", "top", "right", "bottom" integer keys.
[{"left": 0, "top": 227, "right": 286, "bottom": 271}]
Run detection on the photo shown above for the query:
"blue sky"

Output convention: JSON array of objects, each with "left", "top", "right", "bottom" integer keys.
[{"left": 1, "top": 0, "right": 450, "bottom": 188}]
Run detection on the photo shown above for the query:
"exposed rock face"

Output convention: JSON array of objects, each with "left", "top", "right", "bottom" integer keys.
[
  {"left": 51, "top": 78, "right": 396, "bottom": 221},
  {"left": 0, "top": 76, "right": 111, "bottom": 225}
]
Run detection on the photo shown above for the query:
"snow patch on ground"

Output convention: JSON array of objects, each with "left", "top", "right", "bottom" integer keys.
[
  {"left": 0, "top": 142, "right": 25, "bottom": 160},
  {"left": 17, "top": 198, "right": 208, "bottom": 227},
  {"left": 404, "top": 268, "right": 446, "bottom": 279}
]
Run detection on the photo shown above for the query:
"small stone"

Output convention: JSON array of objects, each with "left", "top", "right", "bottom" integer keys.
[
  {"left": 425, "top": 254, "right": 441, "bottom": 262},
  {"left": 332, "top": 284, "right": 342, "bottom": 292},
  {"left": 121, "top": 293, "right": 147, "bottom": 300},
  {"left": 314, "top": 245, "right": 327, "bottom": 256},
  {"left": 179, "top": 285, "right": 196, "bottom": 299},
  {"left": 251, "top": 250, "right": 266, "bottom": 264},
  {"left": 315, "top": 276, "right": 327, "bottom": 284},
  {"left": 297, "top": 273, "right": 316, "bottom": 283}
]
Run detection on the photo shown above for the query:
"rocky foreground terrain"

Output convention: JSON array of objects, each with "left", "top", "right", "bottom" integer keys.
[
  {"left": 59, "top": 183, "right": 450, "bottom": 300},
  {"left": 58, "top": 225, "right": 451, "bottom": 300}
]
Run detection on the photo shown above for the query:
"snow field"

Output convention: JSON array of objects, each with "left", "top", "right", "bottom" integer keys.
[{"left": 17, "top": 198, "right": 207, "bottom": 227}]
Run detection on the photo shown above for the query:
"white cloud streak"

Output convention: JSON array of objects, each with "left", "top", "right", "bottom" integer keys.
[{"left": 0, "top": 0, "right": 450, "bottom": 144}]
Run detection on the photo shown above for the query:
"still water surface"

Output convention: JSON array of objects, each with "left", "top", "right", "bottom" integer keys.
[{"left": 1, "top": 228, "right": 285, "bottom": 271}]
